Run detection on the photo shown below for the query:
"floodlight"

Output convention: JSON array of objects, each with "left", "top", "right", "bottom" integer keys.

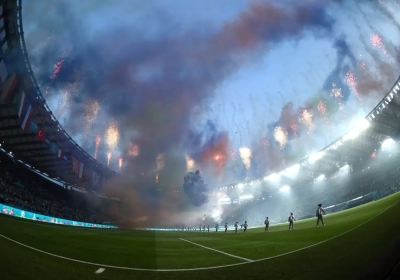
[
  {"left": 316, "top": 174, "right": 325, "bottom": 180},
  {"left": 382, "top": 138, "right": 394, "bottom": 148},
  {"left": 357, "top": 119, "right": 370, "bottom": 131},
  {"left": 238, "top": 183, "right": 244, "bottom": 189}
]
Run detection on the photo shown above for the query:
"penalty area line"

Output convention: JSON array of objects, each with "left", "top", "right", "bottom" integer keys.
[{"left": 179, "top": 238, "right": 253, "bottom": 262}]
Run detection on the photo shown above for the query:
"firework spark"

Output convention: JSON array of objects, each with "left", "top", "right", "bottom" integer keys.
[
  {"left": 83, "top": 99, "right": 100, "bottom": 141},
  {"left": 289, "top": 122, "right": 298, "bottom": 138},
  {"left": 345, "top": 71, "right": 360, "bottom": 100},
  {"left": 56, "top": 89, "right": 71, "bottom": 118},
  {"left": 317, "top": 100, "right": 327, "bottom": 115},
  {"left": 46, "top": 52, "right": 65, "bottom": 94},
  {"left": 129, "top": 143, "right": 139, "bottom": 157},
  {"left": 239, "top": 146, "right": 252, "bottom": 170},
  {"left": 185, "top": 155, "right": 195, "bottom": 172},
  {"left": 331, "top": 83, "right": 343, "bottom": 109},
  {"left": 105, "top": 120, "right": 120, "bottom": 164},
  {"left": 299, "top": 110, "right": 315, "bottom": 132},
  {"left": 156, "top": 153, "right": 165, "bottom": 171},
  {"left": 273, "top": 126, "right": 288, "bottom": 150},
  {"left": 230, "top": 148, "right": 238, "bottom": 162},
  {"left": 370, "top": 33, "right": 388, "bottom": 56},
  {"left": 261, "top": 137, "right": 269, "bottom": 152},
  {"left": 94, "top": 135, "right": 101, "bottom": 159}
]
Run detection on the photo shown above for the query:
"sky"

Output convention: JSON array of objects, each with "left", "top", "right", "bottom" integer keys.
[{"left": 22, "top": 0, "right": 400, "bottom": 202}]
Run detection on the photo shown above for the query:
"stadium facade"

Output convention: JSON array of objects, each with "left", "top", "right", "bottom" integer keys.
[{"left": 0, "top": 0, "right": 116, "bottom": 191}]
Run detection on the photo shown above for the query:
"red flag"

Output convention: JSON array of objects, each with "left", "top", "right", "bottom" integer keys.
[{"left": 37, "top": 128, "right": 45, "bottom": 141}]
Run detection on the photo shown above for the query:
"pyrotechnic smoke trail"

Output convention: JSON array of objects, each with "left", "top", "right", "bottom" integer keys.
[
  {"left": 45, "top": 52, "right": 65, "bottom": 94},
  {"left": 370, "top": 33, "right": 388, "bottom": 57},
  {"left": 119, "top": 158, "right": 123, "bottom": 170},
  {"left": 94, "top": 135, "right": 101, "bottom": 159},
  {"left": 56, "top": 89, "right": 71, "bottom": 118},
  {"left": 273, "top": 126, "right": 288, "bottom": 150},
  {"left": 239, "top": 146, "right": 252, "bottom": 170},
  {"left": 345, "top": 72, "right": 361, "bottom": 101},
  {"left": 83, "top": 99, "right": 100, "bottom": 142},
  {"left": 185, "top": 155, "right": 195, "bottom": 172},
  {"left": 107, "top": 153, "right": 111, "bottom": 166},
  {"left": 299, "top": 109, "right": 315, "bottom": 132},
  {"left": 105, "top": 120, "right": 120, "bottom": 166},
  {"left": 156, "top": 153, "right": 165, "bottom": 171},
  {"left": 331, "top": 83, "right": 343, "bottom": 109}
]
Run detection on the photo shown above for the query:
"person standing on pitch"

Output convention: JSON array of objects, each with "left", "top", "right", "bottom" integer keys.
[
  {"left": 235, "top": 221, "right": 238, "bottom": 233},
  {"left": 207, "top": 225, "right": 210, "bottom": 232},
  {"left": 288, "top": 213, "right": 295, "bottom": 230},
  {"left": 215, "top": 223, "right": 218, "bottom": 232},
  {"left": 225, "top": 222, "right": 228, "bottom": 233},
  {"left": 244, "top": 221, "right": 248, "bottom": 233},
  {"left": 264, "top": 217, "right": 270, "bottom": 232},
  {"left": 316, "top": 204, "right": 326, "bottom": 227}
]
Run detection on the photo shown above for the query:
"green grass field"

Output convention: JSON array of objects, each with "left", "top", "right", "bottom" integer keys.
[{"left": 1, "top": 192, "right": 400, "bottom": 280}]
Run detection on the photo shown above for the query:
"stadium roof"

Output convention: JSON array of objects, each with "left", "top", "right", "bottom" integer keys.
[{"left": 0, "top": 0, "right": 116, "bottom": 190}]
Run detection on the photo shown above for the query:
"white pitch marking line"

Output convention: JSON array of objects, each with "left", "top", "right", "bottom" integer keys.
[
  {"left": 0, "top": 202, "right": 396, "bottom": 272},
  {"left": 179, "top": 238, "right": 253, "bottom": 262},
  {"left": 95, "top": 268, "right": 105, "bottom": 274}
]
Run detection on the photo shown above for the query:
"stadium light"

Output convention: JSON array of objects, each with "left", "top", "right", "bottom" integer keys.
[
  {"left": 218, "top": 197, "right": 231, "bottom": 203},
  {"left": 309, "top": 151, "right": 324, "bottom": 163},
  {"left": 239, "top": 194, "right": 253, "bottom": 200},
  {"left": 316, "top": 174, "right": 326, "bottom": 181},
  {"left": 267, "top": 173, "right": 280, "bottom": 181},
  {"left": 356, "top": 119, "right": 370, "bottom": 131},
  {"left": 382, "top": 138, "right": 394, "bottom": 148},
  {"left": 279, "top": 185, "right": 290, "bottom": 192},
  {"left": 238, "top": 183, "right": 244, "bottom": 189}
]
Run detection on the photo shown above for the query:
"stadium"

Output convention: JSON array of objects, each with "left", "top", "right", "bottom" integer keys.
[{"left": 1, "top": 0, "right": 400, "bottom": 279}]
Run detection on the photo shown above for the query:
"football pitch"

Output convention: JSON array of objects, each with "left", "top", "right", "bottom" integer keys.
[{"left": 1, "top": 192, "right": 400, "bottom": 280}]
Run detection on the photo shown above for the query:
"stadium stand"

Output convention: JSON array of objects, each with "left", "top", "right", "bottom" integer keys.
[{"left": 0, "top": 149, "right": 117, "bottom": 224}]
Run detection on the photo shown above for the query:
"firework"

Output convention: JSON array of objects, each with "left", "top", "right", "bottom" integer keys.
[
  {"left": 107, "top": 152, "right": 111, "bottom": 166},
  {"left": 83, "top": 99, "right": 100, "bottom": 141},
  {"left": 345, "top": 72, "right": 360, "bottom": 100},
  {"left": 299, "top": 110, "right": 315, "bottom": 132},
  {"left": 239, "top": 146, "right": 252, "bottom": 170},
  {"left": 156, "top": 153, "right": 165, "bottom": 171},
  {"left": 331, "top": 83, "right": 343, "bottom": 109},
  {"left": 261, "top": 137, "right": 269, "bottom": 151},
  {"left": 119, "top": 158, "right": 123, "bottom": 169},
  {"left": 46, "top": 52, "right": 65, "bottom": 94},
  {"left": 317, "top": 100, "right": 327, "bottom": 115},
  {"left": 106, "top": 120, "right": 120, "bottom": 164},
  {"left": 56, "top": 89, "right": 71, "bottom": 118},
  {"left": 273, "top": 126, "right": 288, "bottom": 150},
  {"left": 370, "top": 33, "right": 388, "bottom": 56},
  {"left": 94, "top": 135, "right": 101, "bottom": 159},
  {"left": 289, "top": 122, "right": 298, "bottom": 138},
  {"left": 185, "top": 155, "right": 195, "bottom": 172},
  {"left": 230, "top": 148, "right": 238, "bottom": 162},
  {"left": 129, "top": 143, "right": 139, "bottom": 157}
]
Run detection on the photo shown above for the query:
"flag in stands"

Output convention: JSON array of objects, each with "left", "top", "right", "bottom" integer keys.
[
  {"left": 72, "top": 156, "right": 84, "bottom": 179},
  {"left": 58, "top": 148, "right": 63, "bottom": 159},
  {"left": 18, "top": 91, "right": 26, "bottom": 118},
  {"left": 0, "top": 72, "right": 17, "bottom": 104},
  {"left": 29, "top": 121, "right": 38, "bottom": 135},
  {"left": 20, "top": 103, "right": 32, "bottom": 130},
  {"left": 37, "top": 127, "right": 45, "bottom": 141}
]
